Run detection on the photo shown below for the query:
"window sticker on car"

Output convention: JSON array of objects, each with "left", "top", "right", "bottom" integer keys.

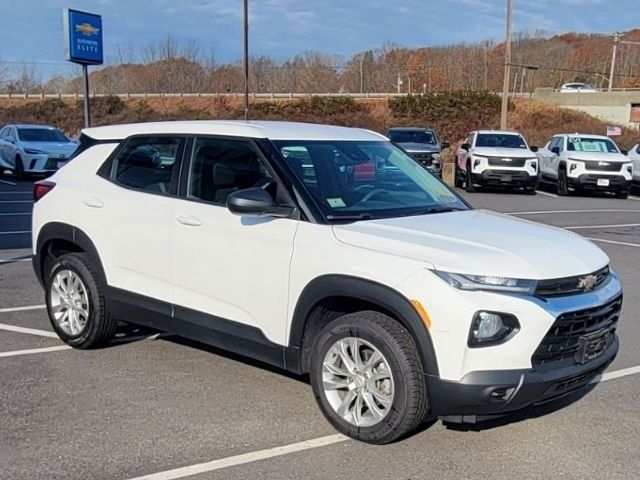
[{"left": 326, "top": 197, "right": 346, "bottom": 208}]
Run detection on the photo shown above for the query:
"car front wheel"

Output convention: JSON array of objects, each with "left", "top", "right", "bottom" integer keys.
[{"left": 310, "top": 311, "right": 428, "bottom": 444}]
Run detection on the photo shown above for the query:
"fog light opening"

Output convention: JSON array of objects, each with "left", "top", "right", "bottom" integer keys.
[{"left": 468, "top": 311, "right": 520, "bottom": 347}]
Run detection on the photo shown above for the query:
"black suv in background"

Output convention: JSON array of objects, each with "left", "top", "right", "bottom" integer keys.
[{"left": 386, "top": 127, "right": 449, "bottom": 177}]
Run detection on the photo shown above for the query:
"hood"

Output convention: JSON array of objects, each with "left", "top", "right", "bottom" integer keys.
[
  {"left": 332, "top": 210, "right": 608, "bottom": 279},
  {"left": 472, "top": 147, "right": 535, "bottom": 158},
  {"left": 20, "top": 141, "right": 78, "bottom": 158},
  {"left": 565, "top": 151, "right": 629, "bottom": 162},
  {"left": 399, "top": 142, "right": 440, "bottom": 153}
]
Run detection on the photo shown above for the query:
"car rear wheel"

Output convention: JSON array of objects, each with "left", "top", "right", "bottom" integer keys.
[
  {"left": 45, "top": 253, "right": 117, "bottom": 348},
  {"left": 615, "top": 189, "right": 629, "bottom": 199},
  {"left": 557, "top": 169, "right": 570, "bottom": 196},
  {"left": 310, "top": 311, "right": 428, "bottom": 444},
  {"left": 465, "top": 164, "right": 477, "bottom": 192}
]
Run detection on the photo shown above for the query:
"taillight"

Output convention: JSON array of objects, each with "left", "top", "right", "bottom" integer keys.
[{"left": 33, "top": 181, "right": 56, "bottom": 202}]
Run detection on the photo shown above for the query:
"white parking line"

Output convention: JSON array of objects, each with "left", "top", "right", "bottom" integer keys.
[
  {"left": 0, "top": 230, "right": 30, "bottom": 235},
  {"left": 510, "top": 209, "right": 640, "bottom": 215},
  {"left": 564, "top": 223, "right": 640, "bottom": 230},
  {"left": 126, "top": 434, "right": 349, "bottom": 480},
  {"left": 593, "top": 365, "right": 640, "bottom": 383},
  {"left": 0, "top": 305, "right": 46, "bottom": 313},
  {"left": 0, "top": 200, "right": 32, "bottom": 203},
  {"left": 0, "top": 345, "right": 71, "bottom": 358},
  {"left": 628, "top": 196, "right": 640, "bottom": 201},
  {"left": 0, "top": 212, "right": 31, "bottom": 216},
  {"left": 0, "top": 179, "right": 17, "bottom": 186},
  {"left": 535, "top": 190, "right": 558, "bottom": 198},
  {"left": 587, "top": 237, "right": 640, "bottom": 248},
  {"left": 0, "top": 322, "right": 57, "bottom": 338},
  {"left": 0, "top": 257, "right": 31, "bottom": 264}
]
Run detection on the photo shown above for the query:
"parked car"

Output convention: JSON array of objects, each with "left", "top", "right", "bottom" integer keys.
[
  {"left": 455, "top": 130, "right": 539, "bottom": 193},
  {"left": 0, "top": 124, "right": 78, "bottom": 179},
  {"left": 628, "top": 142, "right": 640, "bottom": 187},
  {"left": 559, "top": 83, "right": 598, "bottom": 93},
  {"left": 386, "top": 127, "right": 449, "bottom": 177},
  {"left": 32, "top": 120, "right": 621, "bottom": 444},
  {"left": 537, "top": 133, "right": 633, "bottom": 198}
]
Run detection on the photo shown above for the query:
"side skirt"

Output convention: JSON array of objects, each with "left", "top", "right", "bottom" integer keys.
[{"left": 105, "top": 287, "right": 301, "bottom": 374}]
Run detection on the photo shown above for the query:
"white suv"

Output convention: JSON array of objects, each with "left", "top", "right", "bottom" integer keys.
[
  {"left": 628, "top": 142, "right": 640, "bottom": 187},
  {"left": 538, "top": 134, "right": 633, "bottom": 198},
  {"left": 455, "top": 130, "right": 539, "bottom": 194},
  {"left": 32, "top": 121, "right": 622, "bottom": 444}
]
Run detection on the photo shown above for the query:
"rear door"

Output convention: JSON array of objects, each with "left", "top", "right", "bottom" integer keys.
[{"left": 169, "top": 136, "right": 298, "bottom": 346}]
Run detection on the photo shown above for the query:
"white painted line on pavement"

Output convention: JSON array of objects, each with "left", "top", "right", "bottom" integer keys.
[
  {"left": 0, "top": 212, "right": 31, "bottom": 216},
  {"left": 0, "top": 305, "right": 46, "bottom": 313},
  {"left": 126, "top": 434, "right": 349, "bottom": 480},
  {"left": 0, "top": 230, "right": 30, "bottom": 235},
  {"left": 587, "top": 237, "right": 640, "bottom": 248},
  {"left": 0, "top": 322, "right": 57, "bottom": 338},
  {"left": 564, "top": 223, "right": 640, "bottom": 230},
  {"left": 535, "top": 190, "right": 558, "bottom": 198},
  {"left": 0, "top": 179, "right": 17, "bottom": 186},
  {"left": 0, "top": 257, "right": 31, "bottom": 264},
  {"left": 593, "top": 365, "right": 640, "bottom": 383},
  {"left": 510, "top": 209, "right": 640, "bottom": 215},
  {"left": 0, "top": 345, "right": 71, "bottom": 358},
  {"left": 628, "top": 196, "right": 640, "bottom": 201},
  {"left": 0, "top": 200, "right": 32, "bottom": 203}
]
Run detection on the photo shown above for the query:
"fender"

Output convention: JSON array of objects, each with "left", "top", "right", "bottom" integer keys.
[
  {"left": 289, "top": 274, "right": 440, "bottom": 377},
  {"left": 33, "top": 222, "right": 107, "bottom": 288}
]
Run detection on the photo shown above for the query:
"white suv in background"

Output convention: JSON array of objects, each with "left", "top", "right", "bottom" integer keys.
[
  {"left": 628, "top": 142, "right": 640, "bottom": 187},
  {"left": 32, "top": 121, "right": 621, "bottom": 444},
  {"left": 538, "top": 134, "right": 633, "bottom": 198},
  {"left": 455, "top": 130, "right": 539, "bottom": 194}
]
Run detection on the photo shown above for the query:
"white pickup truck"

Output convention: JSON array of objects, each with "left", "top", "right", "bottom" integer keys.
[{"left": 537, "top": 133, "right": 633, "bottom": 198}]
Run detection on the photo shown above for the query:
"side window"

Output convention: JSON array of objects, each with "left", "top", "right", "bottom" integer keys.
[
  {"left": 468, "top": 133, "right": 476, "bottom": 147},
  {"left": 636, "top": 144, "right": 640, "bottom": 154},
  {"left": 188, "top": 137, "right": 274, "bottom": 205},
  {"left": 557, "top": 137, "right": 565, "bottom": 153},
  {"left": 109, "top": 136, "right": 184, "bottom": 194},
  {"left": 0, "top": 127, "right": 7, "bottom": 138}
]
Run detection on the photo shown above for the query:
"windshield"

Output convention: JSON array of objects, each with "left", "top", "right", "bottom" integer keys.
[
  {"left": 388, "top": 130, "right": 437, "bottom": 145},
  {"left": 17, "top": 128, "right": 68, "bottom": 142},
  {"left": 475, "top": 133, "right": 528, "bottom": 149},
  {"left": 567, "top": 137, "right": 619, "bottom": 153},
  {"left": 275, "top": 140, "right": 467, "bottom": 220}
]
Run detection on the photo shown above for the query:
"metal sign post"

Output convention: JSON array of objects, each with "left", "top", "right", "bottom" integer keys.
[{"left": 63, "top": 9, "right": 104, "bottom": 128}]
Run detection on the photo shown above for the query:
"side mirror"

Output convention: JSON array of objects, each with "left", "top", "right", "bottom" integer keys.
[
  {"left": 461, "top": 143, "right": 470, "bottom": 151},
  {"left": 621, "top": 149, "right": 628, "bottom": 155},
  {"left": 551, "top": 146, "right": 560, "bottom": 155},
  {"left": 227, "top": 187, "right": 294, "bottom": 218},
  {"left": 441, "top": 141, "right": 450, "bottom": 150},
  {"left": 530, "top": 146, "right": 538, "bottom": 152}
]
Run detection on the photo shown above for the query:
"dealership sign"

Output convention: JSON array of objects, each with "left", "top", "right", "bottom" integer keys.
[{"left": 63, "top": 9, "right": 103, "bottom": 65}]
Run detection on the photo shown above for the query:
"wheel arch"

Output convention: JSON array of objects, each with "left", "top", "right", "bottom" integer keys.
[
  {"left": 288, "top": 274, "right": 439, "bottom": 377},
  {"left": 34, "top": 222, "right": 106, "bottom": 288}
]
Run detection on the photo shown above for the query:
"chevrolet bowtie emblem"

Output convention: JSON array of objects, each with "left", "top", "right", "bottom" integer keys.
[
  {"left": 75, "top": 23, "right": 100, "bottom": 36},
  {"left": 578, "top": 274, "right": 597, "bottom": 290}
]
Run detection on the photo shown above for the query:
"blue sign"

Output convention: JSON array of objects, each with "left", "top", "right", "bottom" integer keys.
[{"left": 63, "top": 9, "right": 103, "bottom": 65}]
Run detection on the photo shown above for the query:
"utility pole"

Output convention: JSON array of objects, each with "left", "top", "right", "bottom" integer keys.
[
  {"left": 608, "top": 32, "right": 620, "bottom": 92},
  {"left": 500, "top": 0, "right": 513, "bottom": 130},
  {"left": 359, "top": 53, "right": 364, "bottom": 94},
  {"left": 243, "top": 0, "right": 249, "bottom": 120}
]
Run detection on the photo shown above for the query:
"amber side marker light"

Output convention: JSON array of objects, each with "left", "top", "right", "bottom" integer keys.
[{"left": 411, "top": 300, "right": 432, "bottom": 329}]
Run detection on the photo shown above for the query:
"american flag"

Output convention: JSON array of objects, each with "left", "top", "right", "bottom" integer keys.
[{"left": 606, "top": 125, "right": 622, "bottom": 136}]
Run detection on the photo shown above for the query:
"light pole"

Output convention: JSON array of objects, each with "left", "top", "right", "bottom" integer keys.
[
  {"left": 243, "top": 0, "right": 249, "bottom": 120},
  {"left": 359, "top": 53, "right": 365, "bottom": 94},
  {"left": 500, "top": 0, "right": 513, "bottom": 130},
  {"left": 608, "top": 32, "right": 620, "bottom": 92}
]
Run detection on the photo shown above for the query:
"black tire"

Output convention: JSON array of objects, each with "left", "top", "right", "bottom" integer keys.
[
  {"left": 45, "top": 253, "right": 117, "bottom": 348},
  {"left": 524, "top": 186, "right": 536, "bottom": 195},
  {"left": 557, "top": 169, "right": 570, "bottom": 196},
  {"left": 14, "top": 155, "right": 25, "bottom": 180},
  {"left": 454, "top": 164, "right": 463, "bottom": 188},
  {"left": 310, "top": 311, "right": 428, "bottom": 444},
  {"left": 615, "top": 189, "right": 629, "bottom": 199},
  {"left": 465, "top": 164, "right": 476, "bottom": 193}
]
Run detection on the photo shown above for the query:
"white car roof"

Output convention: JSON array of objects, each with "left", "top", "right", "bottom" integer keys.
[
  {"left": 473, "top": 130, "right": 524, "bottom": 136},
  {"left": 557, "top": 133, "right": 612, "bottom": 140},
  {"left": 83, "top": 120, "right": 388, "bottom": 142}
]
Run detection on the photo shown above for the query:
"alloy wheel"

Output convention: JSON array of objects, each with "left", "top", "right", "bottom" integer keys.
[{"left": 49, "top": 269, "right": 90, "bottom": 336}]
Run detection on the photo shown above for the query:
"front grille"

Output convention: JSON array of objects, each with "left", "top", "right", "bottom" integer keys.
[
  {"left": 486, "top": 156, "right": 527, "bottom": 168},
  {"left": 583, "top": 160, "right": 623, "bottom": 172},
  {"left": 536, "top": 266, "right": 610, "bottom": 297},
  {"left": 532, "top": 295, "right": 622, "bottom": 369},
  {"left": 410, "top": 153, "right": 433, "bottom": 165}
]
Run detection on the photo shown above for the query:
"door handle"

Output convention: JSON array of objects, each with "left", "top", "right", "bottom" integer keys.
[
  {"left": 176, "top": 215, "right": 203, "bottom": 227},
  {"left": 82, "top": 198, "right": 104, "bottom": 208}
]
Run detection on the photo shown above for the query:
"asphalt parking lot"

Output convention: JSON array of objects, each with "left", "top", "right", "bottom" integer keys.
[{"left": 1, "top": 175, "right": 640, "bottom": 480}]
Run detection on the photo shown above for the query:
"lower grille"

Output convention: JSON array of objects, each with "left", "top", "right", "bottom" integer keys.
[
  {"left": 583, "top": 160, "right": 622, "bottom": 172},
  {"left": 532, "top": 295, "right": 622, "bottom": 369},
  {"left": 543, "top": 363, "right": 608, "bottom": 397},
  {"left": 487, "top": 156, "right": 527, "bottom": 167}
]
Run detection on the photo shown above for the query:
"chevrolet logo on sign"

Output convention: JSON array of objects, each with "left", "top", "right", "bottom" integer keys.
[
  {"left": 577, "top": 274, "right": 597, "bottom": 291},
  {"left": 75, "top": 22, "right": 100, "bottom": 36}
]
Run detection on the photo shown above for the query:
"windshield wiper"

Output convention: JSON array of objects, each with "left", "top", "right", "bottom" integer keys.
[
  {"left": 400, "top": 207, "right": 466, "bottom": 217},
  {"left": 326, "top": 213, "right": 375, "bottom": 222}
]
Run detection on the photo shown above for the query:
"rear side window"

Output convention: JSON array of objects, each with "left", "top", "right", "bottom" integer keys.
[{"left": 106, "top": 136, "right": 185, "bottom": 194}]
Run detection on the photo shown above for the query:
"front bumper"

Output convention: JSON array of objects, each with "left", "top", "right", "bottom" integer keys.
[
  {"left": 567, "top": 174, "right": 631, "bottom": 192},
  {"left": 427, "top": 335, "right": 617, "bottom": 420},
  {"left": 472, "top": 170, "right": 538, "bottom": 187},
  {"left": 24, "top": 153, "right": 67, "bottom": 173}
]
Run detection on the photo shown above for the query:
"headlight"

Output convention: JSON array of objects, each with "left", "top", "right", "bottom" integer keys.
[
  {"left": 472, "top": 155, "right": 487, "bottom": 169},
  {"left": 431, "top": 153, "right": 442, "bottom": 162},
  {"left": 434, "top": 271, "right": 537, "bottom": 294},
  {"left": 24, "top": 148, "right": 45, "bottom": 155},
  {"left": 469, "top": 311, "right": 520, "bottom": 347}
]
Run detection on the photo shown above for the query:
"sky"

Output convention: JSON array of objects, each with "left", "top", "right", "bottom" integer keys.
[{"left": 0, "top": 0, "right": 637, "bottom": 76}]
